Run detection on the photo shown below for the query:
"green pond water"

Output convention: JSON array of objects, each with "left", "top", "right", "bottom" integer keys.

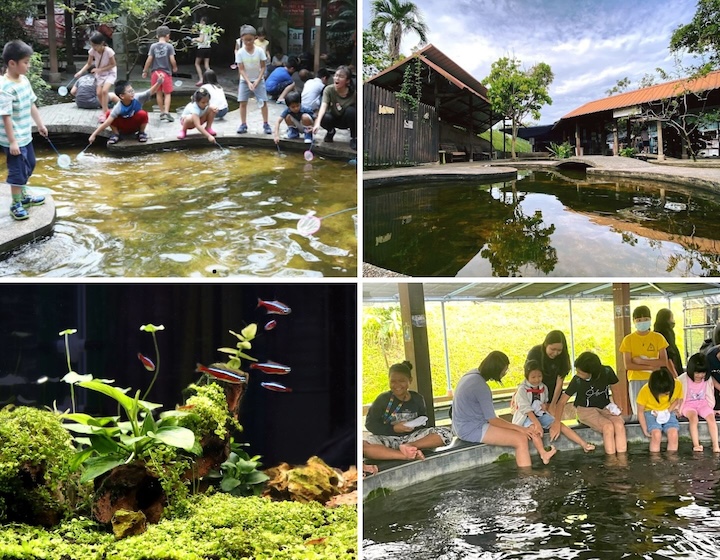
[
  {"left": 1, "top": 145, "right": 357, "bottom": 277},
  {"left": 364, "top": 169, "right": 720, "bottom": 277},
  {"left": 363, "top": 444, "right": 720, "bottom": 559}
]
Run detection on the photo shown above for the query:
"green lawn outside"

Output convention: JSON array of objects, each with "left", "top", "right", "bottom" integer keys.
[
  {"left": 363, "top": 298, "right": 685, "bottom": 405},
  {"left": 480, "top": 130, "right": 532, "bottom": 153}
]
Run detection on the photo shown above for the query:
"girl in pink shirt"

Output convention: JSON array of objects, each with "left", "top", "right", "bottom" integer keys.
[{"left": 679, "top": 353, "right": 720, "bottom": 452}]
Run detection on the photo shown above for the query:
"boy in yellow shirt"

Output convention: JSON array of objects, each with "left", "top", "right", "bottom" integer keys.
[{"left": 620, "top": 305, "right": 670, "bottom": 417}]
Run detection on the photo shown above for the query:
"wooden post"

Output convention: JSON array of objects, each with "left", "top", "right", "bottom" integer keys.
[
  {"left": 575, "top": 122, "right": 581, "bottom": 156},
  {"left": 45, "top": 0, "right": 61, "bottom": 83},
  {"left": 313, "top": 0, "right": 327, "bottom": 74},
  {"left": 612, "top": 283, "right": 631, "bottom": 415},
  {"left": 613, "top": 120, "right": 619, "bottom": 156},
  {"left": 63, "top": 8, "right": 75, "bottom": 73},
  {"left": 398, "top": 283, "right": 436, "bottom": 425}
]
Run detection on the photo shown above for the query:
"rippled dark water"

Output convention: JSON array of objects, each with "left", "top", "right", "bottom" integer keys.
[
  {"left": 1, "top": 146, "right": 356, "bottom": 277},
  {"left": 363, "top": 445, "right": 720, "bottom": 559},
  {"left": 363, "top": 169, "right": 720, "bottom": 277}
]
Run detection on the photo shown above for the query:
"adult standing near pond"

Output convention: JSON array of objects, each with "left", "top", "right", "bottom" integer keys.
[
  {"left": 364, "top": 361, "right": 452, "bottom": 461},
  {"left": 526, "top": 330, "right": 571, "bottom": 417},
  {"left": 654, "top": 308, "right": 682, "bottom": 376},
  {"left": 452, "top": 351, "right": 556, "bottom": 467},
  {"left": 312, "top": 65, "right": 356, "bottom": 151},
  {"left": 620, "top": 305, "right": 670, "bottom": 417}
]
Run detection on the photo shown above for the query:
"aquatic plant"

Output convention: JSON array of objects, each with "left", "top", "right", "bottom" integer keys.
[
  {"left": 216, "top": 323, "right": 259, "bottom": 369},
  {"left": 0, "top": 406, "right": 85, "bottom": 526},
  {"left": 207, "top": 441, "right": 269, "bottom": 497},
  {"left": 0, "top": 492, "right": 357, "bottom": 559},
  {"left": 180, "top": 382, "right": 241, "bottom": 441},
  {"left": 139, "top": 323, "right": 164, "bottom": 400},
  {"left": 63, "top": 380, "right": 197, "bottom": 484}
]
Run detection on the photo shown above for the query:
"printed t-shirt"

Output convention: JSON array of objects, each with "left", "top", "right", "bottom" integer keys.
[
  {"left": 619, "top": 331, "right": 669, "bottom": 382},
  {"left": 235, "top": 46, "right": 266, "bottom": 82}
]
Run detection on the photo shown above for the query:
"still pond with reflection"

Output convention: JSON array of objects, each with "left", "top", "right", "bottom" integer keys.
[
  {"left": 364, "top": 445, "right": 720, "bottom": 560},
  {"left": 1, "top": 146, "right": 356, "bottom": 277},
  {"left": 364, "top": 169, "right": 720, "bottom": 277}
]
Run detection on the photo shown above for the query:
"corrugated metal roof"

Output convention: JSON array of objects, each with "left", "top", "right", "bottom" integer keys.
[
  {"left": 363, "top": 282, "right": 720, "bottom": 303},
  {"left": 561, "top": 70, "right": 720, "bottom": 120}
]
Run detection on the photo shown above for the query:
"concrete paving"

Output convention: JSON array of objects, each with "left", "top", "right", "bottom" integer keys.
[{"left": 0, "top": 191, "right": 56, "bottom": 257}]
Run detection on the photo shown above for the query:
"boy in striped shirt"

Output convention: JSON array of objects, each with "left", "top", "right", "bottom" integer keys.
[{"left": 0, "top": 40, "right": 47, "bottom": 220}]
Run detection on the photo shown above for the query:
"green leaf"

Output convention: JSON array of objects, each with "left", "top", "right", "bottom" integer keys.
[
  {"left": 240, "top": 323, "right": 257, "bottom": 340},
  {"left": 140, "top": 324, "right": 165, "bottom": 333},
  {"left": 62, "top": 371, "right": 93, "bottom": 384},
  {"left": 69, "top": 449, "right": 95, "bottom": 471},
  {"left": 89, "top": 432, "right": 122, "bottom": 454},
  {"left": 152, "top": 426, "right": 195, "bottom": 451},
  {"left": 246, "top": 471, "right": 270, "bottom": 484},
  {"left": 59, "top": 328, "right": 77, "bottom": 336},
  {"left": 80, "top": 455, "right": 127, "bottom": 484},
  {"left": 217, "top": 347, "right": 238, "bottom": 355},
  {"left": 237, "top": 352, "right": 258, "bottom": 362},
  {"left": 220, "top": 477, "right": 242, "bottom": 492},
  {"left": 78, "top": 380, "right": 134, "bottom": 413},
  {"left": 141, "top": 412, "right": 157, "bottom": 434}
]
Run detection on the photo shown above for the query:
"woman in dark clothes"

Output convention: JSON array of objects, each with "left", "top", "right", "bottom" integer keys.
[
  {"left": 654, "top": 308, "right": 683, "bottom": 376},
  {"left": 526, "top": 330, "right": 571, "bottom": 416}
]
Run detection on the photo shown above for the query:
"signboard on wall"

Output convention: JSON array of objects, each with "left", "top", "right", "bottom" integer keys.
[{"left": 287, "top": 27, "right": 316, "bottom": 55}]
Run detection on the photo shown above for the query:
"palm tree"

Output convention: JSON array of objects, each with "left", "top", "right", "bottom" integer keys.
[{"left": 370, "top": 0, "right": 429, "bottom": 61}]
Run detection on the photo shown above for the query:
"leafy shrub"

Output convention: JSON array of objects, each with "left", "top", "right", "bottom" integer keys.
[
  {"left": 548, "top": 141, "right": 574, "bottom": 159},
  {"left": 619, "top": 146, "right": 638, "bottom": 157}
]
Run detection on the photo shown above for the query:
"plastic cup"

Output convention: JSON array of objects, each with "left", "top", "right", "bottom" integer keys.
[
  {"left": 57, "top": 154, "right": 72, "bottom": 169},
  {"left": 58, "top": 86, "right": 68, "bottom": 96}
]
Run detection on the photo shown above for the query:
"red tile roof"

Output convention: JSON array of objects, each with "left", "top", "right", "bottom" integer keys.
[{"left": 561, "top": 70, "right": 720, "bottom": 120}]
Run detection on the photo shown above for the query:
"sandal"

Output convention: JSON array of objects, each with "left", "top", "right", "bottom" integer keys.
[
  {"left": 107, "top": 133, "right": 119, "bottom": 145},
  {"left": 138, "top": 131, "right": 148, "bottom": 143}
]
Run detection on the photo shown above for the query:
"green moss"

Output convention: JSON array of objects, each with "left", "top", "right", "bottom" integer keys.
[
  {"left": 181, "top": 384, "right": 241, "bottom": 441},
  {"left": 0, "top": 493, "right": 357, "bottom": 559},
  {"left": 494, "top": 453, "right": 516, "bottom": 463},
  {"left": 0, "top": 406, "right": 85, "bottom": 524}
]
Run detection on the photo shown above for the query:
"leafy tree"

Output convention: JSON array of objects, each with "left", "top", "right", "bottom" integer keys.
[
  {"left": 670, "top": 0, "right": 720, "bottom": 68},
  {"left": 370, "top": 0, "right": 428, "bottom": 62},
  {"left": 0, "top": 0, "right": 35, "bottom": 45},
  {"left": 327, "top": 0, "right": 356, "bottom": 66},
  {"left": 61, "top": 0, "right": 221, "bottom": 80},
  {"left": 483, "top": 56, "right": 554, "bottom": 159},
  {"left": 363, "top": 305, "right": 402, "bottom": 370},
  {"left": 363, "top": 26, "right": 393, "bottom": 79},
  {"left": 606, "top": 76, "right": 630, "bottom": 96}
]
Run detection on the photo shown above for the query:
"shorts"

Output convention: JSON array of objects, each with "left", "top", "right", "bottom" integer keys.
[
  {"left": 113, "top": 110, "right": 148, "bottom": 135},
  {"left": 3, "top": 143, "right": 35, "bottom": 186},
  {"left": 364, "top": 426, "right": 453, "bottom": 449},
  {"left": 682, "top": 399, "right": 715, "bottom": 419},
  {"left": 644, "top": 410, "right": 680, "bottom": 433},
  {"left": 95, "top": 73, "right": 116, "bottom": 88},
  {"left": 284, "top": 113, "right": 311, "bottom": 129},
  {"left": 577, "top": 406, "right": 625, "bottom": 433},
  {"left": 151, "top": 70, "right": 173, "bottom": 94},
  {"left": 522, "top": 412, "right": 555, "bottom": 430},
  {"left": 268, "top": 79, "right": 293, "bottom": 97},
  {"left": 237, "top": 79, "right": 267, "bottom": 105},
  {"left": 196, "top": 48, "right": 211, "bottom": 59},
  {"left": 215, "top": 107, "right": 228, "bottom": 119}
]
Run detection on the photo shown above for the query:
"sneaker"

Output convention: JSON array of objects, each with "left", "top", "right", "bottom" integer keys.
[
  {"left": 350, "top": 137, "right": 357, "bottom": 151},
  {"left": 237, "top": 123, "right": 248, "bottom": 134},
  {"left": 304, "top": 130, "right": 313, "bottom": 144},
  {"left": 138, "top": 131, "right": 148, "bottom": 143},
  {"left": 205, "top": 127, "right": 217, "bottom": 136},
  {"left": 324, "top": 128, "right": 335, "bottom": 143},
  {"left": 177, "top": 129, "right": 187, "bottom": 140},
  {"left": 159, "top": 113, "right": 168, "bottom": 122},
  {"left": 287, "top": 126, "right": 300, "bottom": 139},
  {"left": 263, "top": 123, "right": 272, "bottom": 134},
  {"left": 10, "top": 201, "right": 28, "bottom": 220},
  {"left": 20, "top": 191, "right": 45, "bottom": 207},
  {"left": 97, "top": 113, "right": 106, "bottom": 123},
  {"left": 164, "top": 112, "right": 174, "bottom": 122}
]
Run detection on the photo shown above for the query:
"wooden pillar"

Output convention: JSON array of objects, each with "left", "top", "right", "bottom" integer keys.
[
  {"left": 63, "top": 8, "right": 75, "bottom": 73},
  {"left": 613, "top": 120, "right": 619, "bottom": 156},
  {"left": 468, "top": 92, "right": 474, "bottom": 162},
  {"left": 313, "top": 0, "right": 327, "bottom": 74},
  {"left": 45, "top": 0, "right": 61, "bottom": 83},
  {"left": 398, "top": 283, "right": 435, "bottom": 425},
  {"left": 612, "top": 283, "right": 631, "bottom": 415},
  {"left": 657, "top": 119, "right": 665, "bottom": 161},
  {"left": 575, "top": 122, "right": 581, "bottom": 156}
]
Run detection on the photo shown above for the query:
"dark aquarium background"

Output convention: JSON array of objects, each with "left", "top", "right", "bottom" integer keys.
[{"left": 0, "top": 283, "right": 357, "bottom": 469}]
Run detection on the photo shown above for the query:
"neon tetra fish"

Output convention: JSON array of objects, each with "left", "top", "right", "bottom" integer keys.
[
  {"left": 250, "top": 361, "right": 291, "bottom": 375},
  {"left": 264, "top": 320, "right": 277, "bottom": 331},
  {"left": 196, "top": 363, "right": 247, "bottom": 384},
  {"left": 137, "top": 352, "right": 155, "bottom": 372},
  {"left": 261, "top": 381, "right": 292, "bottom": 393},
  {"left": 257, "top": 298, "right": 292, "bottom": 315}
]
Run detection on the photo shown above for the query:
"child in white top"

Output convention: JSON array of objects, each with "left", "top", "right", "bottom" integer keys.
[
  {"left": 201, "top": 70, "right": 229, "bottom": 120},
  {"left": 512, "top": 360, "right": 595, "bottom": 457},
  {"left": 679, "top": 353, "right": 720, "bottom": 452},
  {"left": 75, "top": 31, "right": 117, "bottom": 121},
  {"left": 234, "top": 24, "right": 271, "bottom": 134},
  {"left": 177, "top": 88, "right": 217, "bottom": 142}
]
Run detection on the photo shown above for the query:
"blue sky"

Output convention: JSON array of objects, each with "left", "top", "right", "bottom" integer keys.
[{"left": 362, "top": 0, "right": 700, "bottom": 124}]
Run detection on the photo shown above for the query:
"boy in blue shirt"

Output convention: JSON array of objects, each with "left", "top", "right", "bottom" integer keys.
[
  {"left": 266, "top": 57, "right": 298, "bottom": 102},
  {"left": 0, "top": 40, "right": 47, "bottom": 221},
  {"left": 272, "top": 91, "right": 314, "bottom": 144}
]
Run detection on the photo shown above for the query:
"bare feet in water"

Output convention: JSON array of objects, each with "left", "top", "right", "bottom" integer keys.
[
  {"left": 694, "top": 445, "right": 704, "bottom": 452},
  {"left": 583, "top": 442, "right": 596, "bottom": 452},
  {"left": 399, "top": 443, "right": 425, "bottom": 460},
  {"left": 540, "top": 445, "right": 557, "bottom": 464}
]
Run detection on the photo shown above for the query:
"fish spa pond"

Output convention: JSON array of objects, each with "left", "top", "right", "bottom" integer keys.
[
  {"left": 363, "top": 445, "right": 720, "bottom": 559},
  {"left": 1, "top": 145, "right": 356, "bottom": 277},
  {"left": 364, "top": 168, "right": 720, "bottom": 277}
]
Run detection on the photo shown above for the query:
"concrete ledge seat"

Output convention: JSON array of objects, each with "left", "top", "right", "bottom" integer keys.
[{"left": 363, "top": 420, "right": 717, "bottom": 499}]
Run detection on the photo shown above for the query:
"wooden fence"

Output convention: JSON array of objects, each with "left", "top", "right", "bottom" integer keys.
[{"left": 364, "top": 83, "right": 438, "bottom": 168}]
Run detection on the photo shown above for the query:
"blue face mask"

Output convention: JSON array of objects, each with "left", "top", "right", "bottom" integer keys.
[{"left": 635, "top": 320, "right": 652, "bottom": 332}]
